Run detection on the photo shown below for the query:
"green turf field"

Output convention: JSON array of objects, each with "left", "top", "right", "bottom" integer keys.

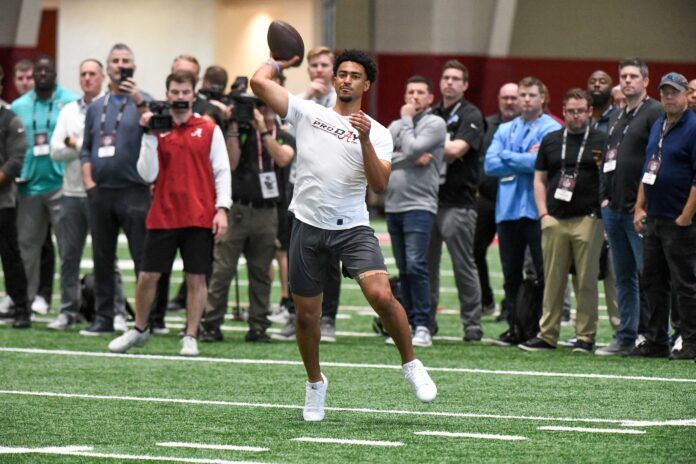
[{"left": 1, "top": 219, "right": 695, "bottom": 463}]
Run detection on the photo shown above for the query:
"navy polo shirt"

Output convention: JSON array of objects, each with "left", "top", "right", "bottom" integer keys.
[{"left": 643, "top": 109, "right": 696, "bottom": 219}]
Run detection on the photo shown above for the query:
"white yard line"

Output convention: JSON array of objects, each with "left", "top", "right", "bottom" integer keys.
[
  {"left": 291, "top": 437, "right": 403, "bottom": 447},
  {"left": 0, "top": 445, "right": 268, "bottom": 464},
  {"left": 537, "top": 426, "right": 645, "bottom": 434},
  {"left": 157, "top": 442, "right": 268, "bottom": 452},
  {"left": 414, "top": 431, "right": 527, "bottom": 441},
  {"left": 620, "top": 419, "right": 696, "bottom": 427},
  {"left": 1, "top": 347, "right": 693, "bottom": 384},
  {"left": 0, "top": 389, "right": 691, "bottom": 427}
]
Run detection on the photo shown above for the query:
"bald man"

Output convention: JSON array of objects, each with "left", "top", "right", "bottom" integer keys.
[
  {"left": 587, "top": 70, "right": 618, "bottom": 133},
  {"left": 474, "top": 83, "right": 519, "bottom": 319}
]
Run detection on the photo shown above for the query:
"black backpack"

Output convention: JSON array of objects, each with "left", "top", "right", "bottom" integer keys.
[
  {"left": 79, "top": 273, "right": 134, "bottom": 322},
  {"left": 510, "top": 276, "right": 543, "bottom": 343}
]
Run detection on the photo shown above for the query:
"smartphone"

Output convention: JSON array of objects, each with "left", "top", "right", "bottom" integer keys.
[{"left": 119, "top": 67, "right": 134, "bottom": 82}]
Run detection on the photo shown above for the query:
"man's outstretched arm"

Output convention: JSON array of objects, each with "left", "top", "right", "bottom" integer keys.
[{"left": 250, "top": 57, "right": 300, "bottom": 118}]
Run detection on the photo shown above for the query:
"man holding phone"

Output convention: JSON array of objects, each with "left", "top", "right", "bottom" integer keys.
[{"left": 79, "top": 43, "right": 153, "bottom": 336}]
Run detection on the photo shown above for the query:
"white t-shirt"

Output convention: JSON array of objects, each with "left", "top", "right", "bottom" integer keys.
[{"left": 285, "top": 93, "right": 393, "bottom": 230}]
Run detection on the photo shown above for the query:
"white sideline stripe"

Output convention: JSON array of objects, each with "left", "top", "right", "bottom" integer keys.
[
  {"left": 538, "top": 426, "right": 645, "bottom": 435},
  {"left": 0, "top": 389, "right": 691, "bottom": 427},
  {"left": 292, "top": 437, "right": 403, "bottom": 447},
  {"left": 1, "top": 347, "right": 694, "bottom": 384},
  {"left": 414, "top": 431, "right": 527, "bottom": 441},
  {"left": 620, "top": 419, "right": 696, "bottom": 427},
  {"left": 0, "top": 445, "right": 268, "bottom": 464},
  {"left": 157, "top": 442, "right": 269, "bottom": 452},
  {"left": 0, "top": 445, "right": 93, "bottom": 454}
]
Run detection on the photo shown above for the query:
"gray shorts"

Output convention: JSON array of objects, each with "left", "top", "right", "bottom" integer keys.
[{"left": 289, "top": 219, "right": 387, "bottom": 297}]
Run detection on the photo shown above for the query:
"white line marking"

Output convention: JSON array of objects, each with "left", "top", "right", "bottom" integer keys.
[
  {"left": 1, "top": 347, "right": 693, "bottom": 384},
  {"left": 157, "top": 442, "right": 268, "bottom": 452},
  {"left": 538, "top": 426, "right": 646, "bottom": 435},
  {"left": 292, "top": 437, "right": 403, "bottom": 447},
  {"left": 0, "top": 389, "right": 690, "bottom": 427},
  {"left": 414, "top": 431, "right": 527, "bottom": 441},
  {"left": 0, "top": 445, "right": 267, "bottom": 463},
  {"left": 0, "top": 445, "right": 94, "bottom": 454},
  {"left": 620, "top": 419, "right": 696, "bottom": 427}
]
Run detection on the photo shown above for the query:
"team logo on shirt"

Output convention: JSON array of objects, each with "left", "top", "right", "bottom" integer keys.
[
  {"left": 311, "top": 118, "right": 359, "bottom": 144},
  {"left": 191, "top": 128, "right": 203, "bottom": 138}
]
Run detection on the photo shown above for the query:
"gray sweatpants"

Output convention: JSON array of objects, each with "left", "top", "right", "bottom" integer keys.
[{"left": 428, "top": 206, "right": 482, "bottom": 331}]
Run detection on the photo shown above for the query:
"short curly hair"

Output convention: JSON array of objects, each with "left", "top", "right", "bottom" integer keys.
[{"left": 334, "top": 49, "right": 378, "bottom": 83}]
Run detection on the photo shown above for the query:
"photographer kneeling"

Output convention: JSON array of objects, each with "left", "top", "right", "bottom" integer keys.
[{"left": 108, "top": 70, "right": 231, "bottom": 356}]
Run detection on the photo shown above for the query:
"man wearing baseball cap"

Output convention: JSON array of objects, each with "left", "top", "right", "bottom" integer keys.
[{"left": 633, "top": 72, "right": 696, "bottom": 360}]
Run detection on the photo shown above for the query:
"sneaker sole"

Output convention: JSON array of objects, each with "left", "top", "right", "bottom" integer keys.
[
  {"left": 79, "top": 330, "right": 115, "bottom": 337},
  {"left": 572, "top": 348, "right": 592, "bottom": 353},
  {"left": 518, "top": 344, "right": 555, "bottom": 352},
  {"left": 412, "top": 341, "right": 432, "bottom": 347},
  {"left": 271, "top": 334, "right": 296, "bottom": 341},
  {"left": 320, "top": 337, "right": 337, "bottom": 343},
  {"left": 485, "top": 339, "right": 513, "bottom": 347}
]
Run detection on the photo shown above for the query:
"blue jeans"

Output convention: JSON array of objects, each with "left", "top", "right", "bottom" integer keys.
[
  {"left": 602, "top": 206, "right": 642, "bottom": 346},
  {"left": 387, "top": 210, "right": 435, "bottom": 328}
]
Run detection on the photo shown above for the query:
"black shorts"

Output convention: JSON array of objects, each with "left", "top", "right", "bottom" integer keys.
[
  {"left": 141, "top": 227, "right": 213, "bottom": 275},
  {"left": 289, "top": 219, "right": 387, "bottom": 297},
  {"left": 277, "top": 207, "right": 293, "bottom": 251}
]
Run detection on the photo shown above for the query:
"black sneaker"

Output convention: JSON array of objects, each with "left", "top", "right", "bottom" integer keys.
[
  {"left": 518, "top": 337, "right": 556, "bottom": 352},
  {"left": 464, "top": 328, "right": 483, "bottom": 342},
  {"left": 12, "top": 309, "right": 31, "bottom": 329},
  {"left": 669, "top": 344, "right": 696, "bottom": 361},
  {"left": 245, "top": 330, "right": 270, "bottom": 343},
  {"left": 572, "top": 340, "right": 594, "bottom": 353},
  {"left": 200, "top": 326, "right": 224, "bottom": 343},
  {"left": 627, "top": 341, "right": 669, "bottom": 358},
  {"left": 79, "top": 319, "right": 115, "bottom": 336},
  {"left": 488, "top": 330, "right": 519, "bottom": 347}
]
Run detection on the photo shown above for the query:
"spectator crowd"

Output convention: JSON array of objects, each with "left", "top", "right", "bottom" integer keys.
[{"left": 1, "top": 45, "right": 695, "bottom": 361}]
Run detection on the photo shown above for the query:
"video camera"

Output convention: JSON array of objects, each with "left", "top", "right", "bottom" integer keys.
[{"left": 148, "top": 101, "right": 172, "bottom": 131}]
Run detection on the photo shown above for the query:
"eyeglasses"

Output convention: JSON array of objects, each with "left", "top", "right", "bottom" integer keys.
[{"left": 563, "top": 108, "right": 589, "bottom": 116}]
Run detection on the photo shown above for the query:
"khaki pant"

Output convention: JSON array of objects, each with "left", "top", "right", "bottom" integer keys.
[
  {"left": 538, "top": 215, "right": 604, "bottom": 345},
  {"left": 204, "top": 203, "right": 277, "bottom": 332}
]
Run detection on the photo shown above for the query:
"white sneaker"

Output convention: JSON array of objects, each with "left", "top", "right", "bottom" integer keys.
[
  {"left": 412, "top": 326, "right": 432, "bottom": 347},
  {"left": 47, "top": 313, "right": 75, "bottom": 330},
  {"left": 268, "top": 307, "right": 290, "bottom": 324},
  {"left": 0, "top": 295, "right": 14, "bottom": 314},
  {"left": 180, "top": 336, "right": 199, "bottom": 357},
  {"left": 31, "top": 295, "right": 50, "bottom": 315},
  {"left": 384, "top": 336, "right": 396, "bottom": 345},
  {"left": 108, "top": 328, "right": 150, "bottom": 353},
  {"left": 113, "top": 314, "right": 128, "bottom": 333},
  {"left": 635, "top": 334, "right": 646, "bottom": 347},
  {"left": 402, "top": 359, "right": 437, "bottom": 403},
  {"left": 303, "top": 374, "right": 328, "bottom": 421}
]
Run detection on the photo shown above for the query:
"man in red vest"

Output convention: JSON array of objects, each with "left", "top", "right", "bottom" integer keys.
[{"left": 107, "top": 70, "right": 231, "bottom": 357}]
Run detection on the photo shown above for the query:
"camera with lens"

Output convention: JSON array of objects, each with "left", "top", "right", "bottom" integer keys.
[
  {"left": 148, "top": 101, "right": 172, "bottom": 131},
  {"left": 204, "top": 84, "right": 230, "bottom": 104},
  {"left": 230, "top": 93, "right": 263, "bottom": 125}
]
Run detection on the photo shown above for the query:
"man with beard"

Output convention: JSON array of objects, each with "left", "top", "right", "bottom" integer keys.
[
  {"left": 10, "top": 56, "right": 78, "bottom": 328},
  {"left": 588, "top": 70, "right": 619, "bottom": 133},
  {"left": 596, "top": 58, "right": 663, "bottom": 356},
  {"left": 250, "top": 49, "right": 436, "bottom": 421},
  {"left": 521, "top": 89, "right": 606, "bottom": 352}
]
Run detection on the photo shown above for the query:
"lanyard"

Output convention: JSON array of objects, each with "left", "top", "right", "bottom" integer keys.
[
  {"left": 256, "top": 126, "right": 277, "bottom": 171},
  {"left": 606, "top": 97, "right": 647, "bottom": 150},
  {"left": 654, "top": 118, "right": 672, "bottom": 161},
  {"left": 32, "top": 95, "right": 54, "bottom": 133},
  {"left": 99, "top": 93, "right": 129, "bottom": 135},
  {"left": 591, "top": 105, "right": 614, "bottom": 130},
  {"left": 560, "top": 125, "right": 590, "bottom": 177}
]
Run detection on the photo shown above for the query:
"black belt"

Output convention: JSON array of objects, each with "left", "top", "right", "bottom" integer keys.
[{"left": 233, "top": 198, "right": 276, "bottom": 209}]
